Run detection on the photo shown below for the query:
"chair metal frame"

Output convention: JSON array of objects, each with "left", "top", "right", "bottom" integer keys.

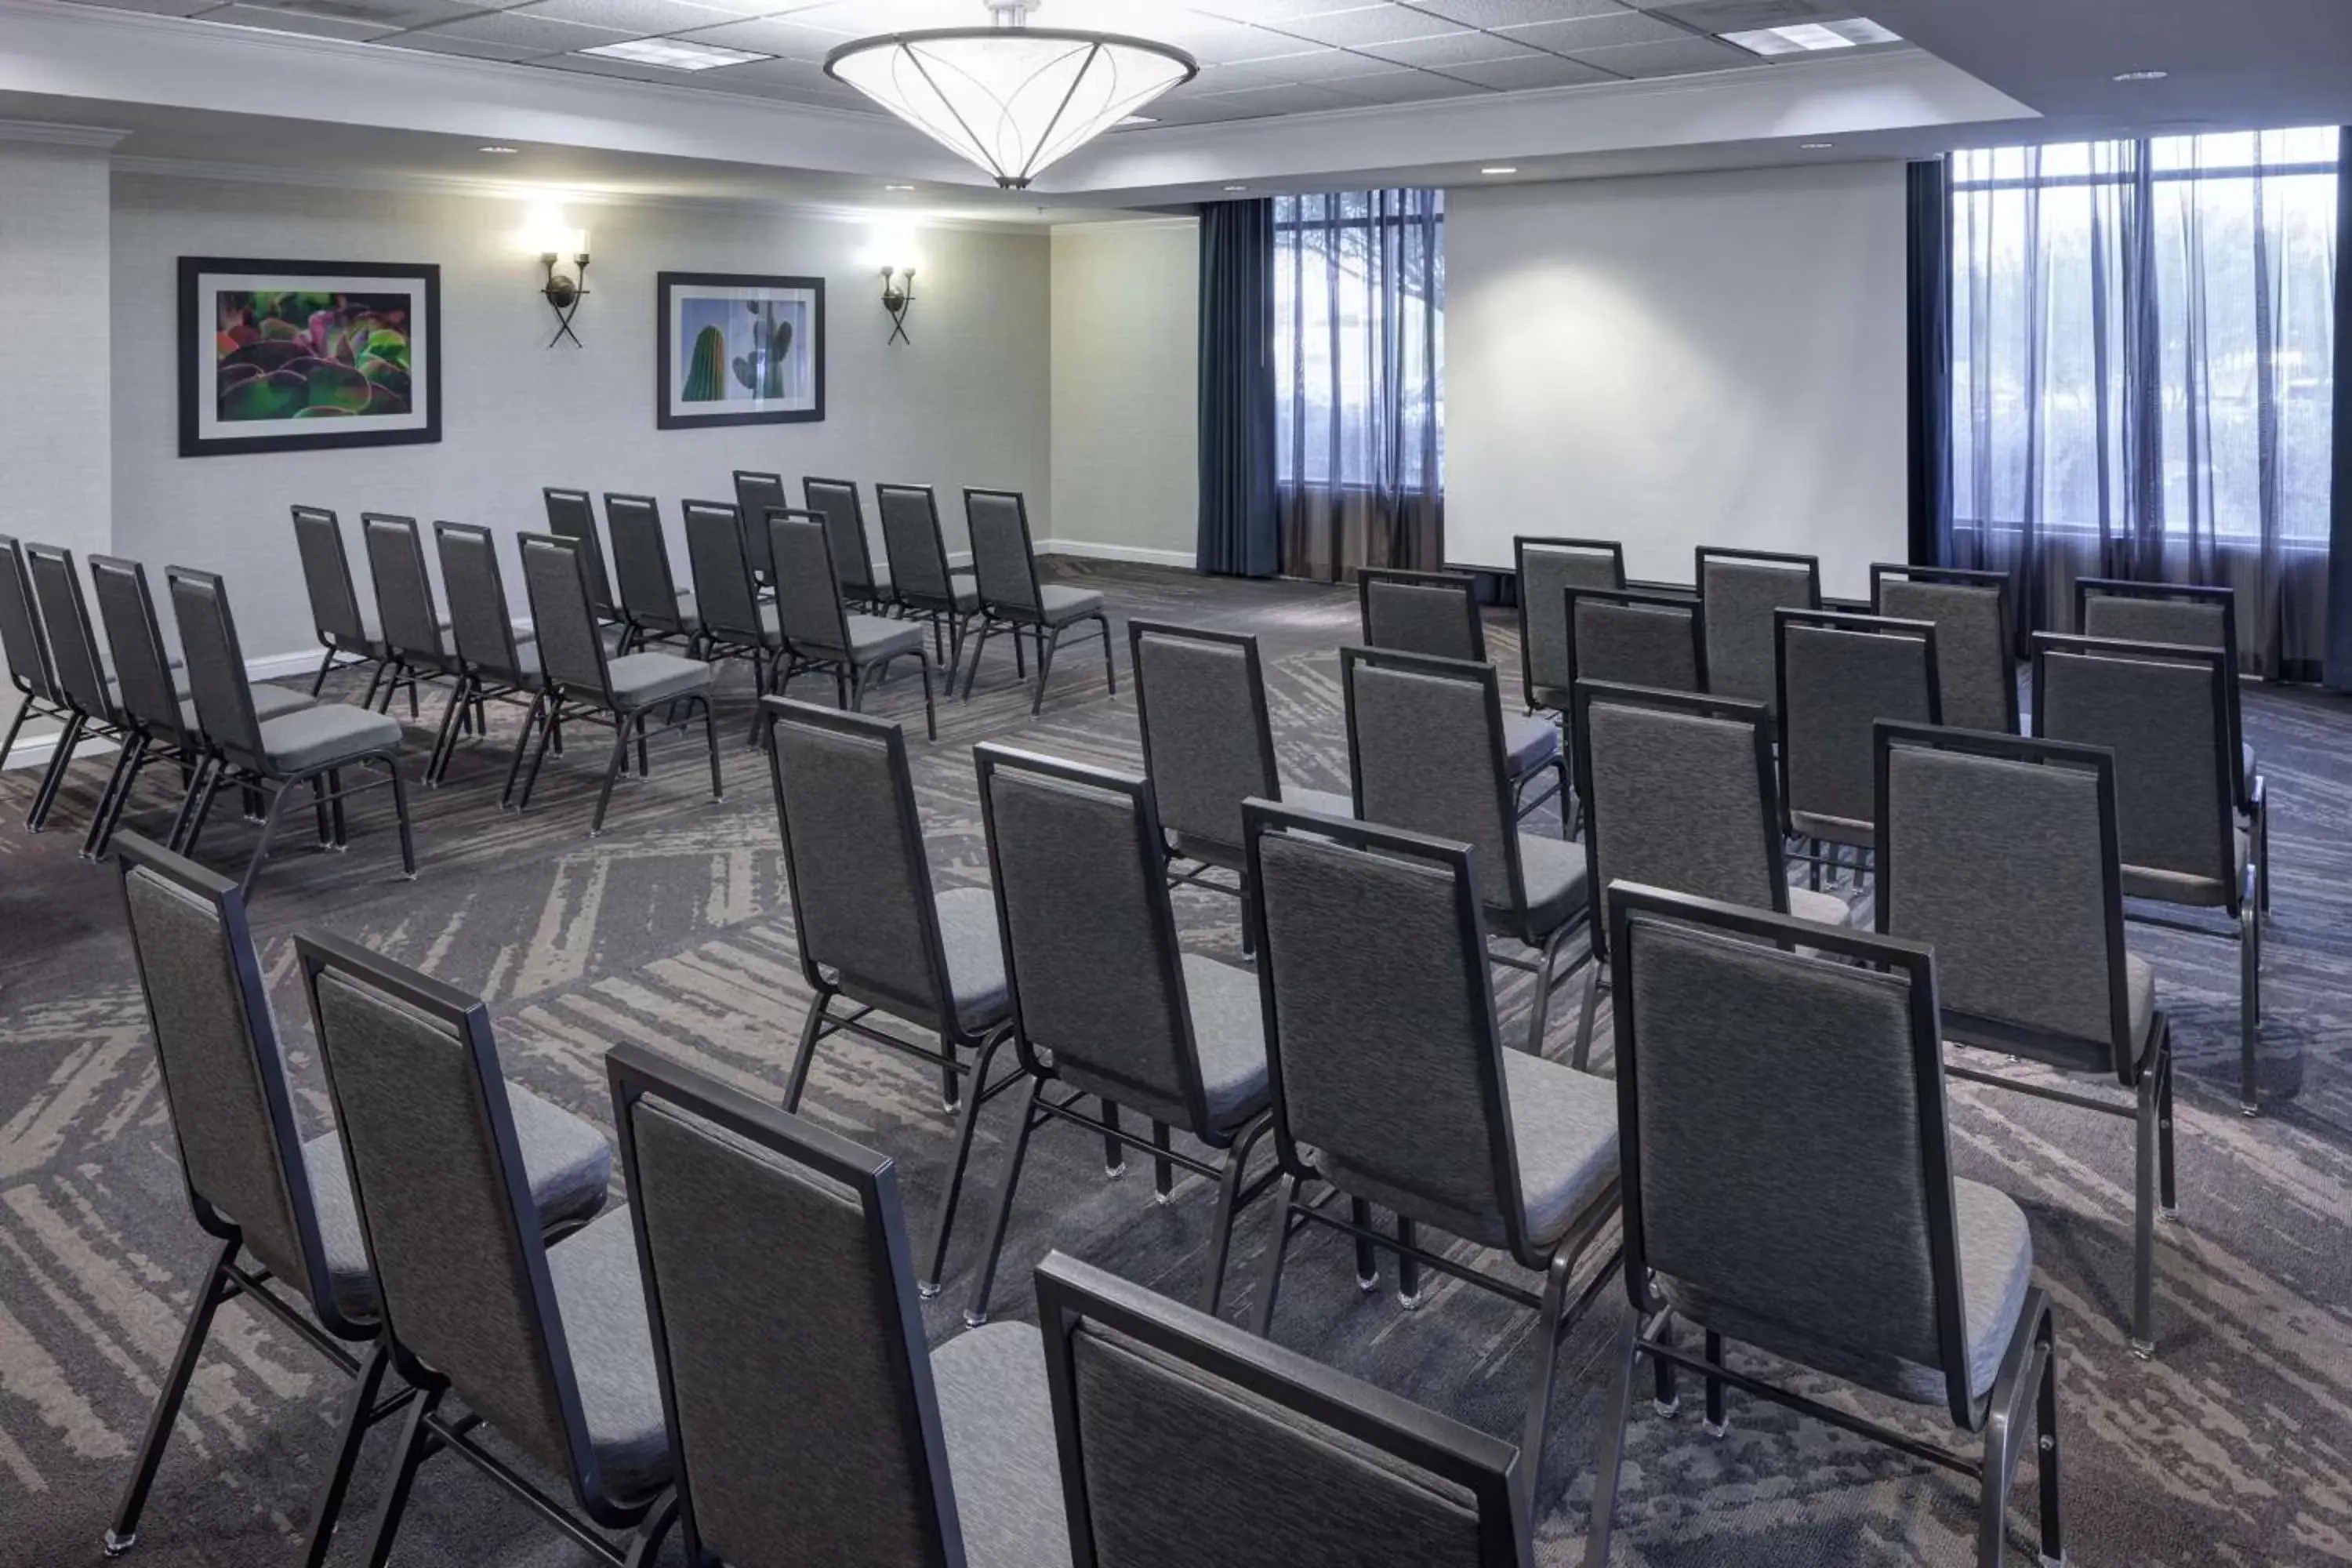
[
  {"left": 875, "top": 481, "right": 977, "bottom": 677},
  {"left": 956, "top": 486, "right": 1116, "bottom": 715},
  {"left": 430, "top": 521, "right": 550, "bottom": 789},
  {"left": 1772, "top": 606, "right": 1942, "bottom": 880},
  {"left": 291, "top": 505, "right": 405, "bottom": 708},
  {"left": 681, "top": 496, "right": 787, "bottom": 746},
  {"left": 803, "top": 474, "right": 890, "bottom": 612},
  {"left": 361, "top": 513, "right": 483, "bottom": 774},
  {"left": 601, "top": 492, "right": 701, "bottom": 655},
  {"left": 1512, "top": 535, "right": 1626, "bottom": 717},
  {"left": 1693, "top": 544, "right": 1822, "bottom": 705},
  {"left": 1871, "top": 562, "right": 2020, "bottom": 733},
  {"left": 764, "top": 509, "right": 938, "bottom": 741},
  {"left": 0, "top": 534, "right": 90, "bottom": 828},
  {"left": 729, "top": 470, "right": 789, "bottom": 587},
  {"left": 1358, "top": 566, "right": 1485, "bottom": 659},
  {"left": 85, "top": 554, "right": 212, "bottom": 859},
  {"left": 1563, "top": 583, "right": 1708, "bottom": 694},
  {"left": 543, "top": 487, "right": 622, "bottom": 624},
  {"left": 22, "top": 540, "right": 139, "bottom": 838}
]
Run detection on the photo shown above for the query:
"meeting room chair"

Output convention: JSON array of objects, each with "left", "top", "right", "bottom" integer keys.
[
  {"left": 1876, "top": 721, "right": 2177, "bottom": 1353},
  {"left": 292, "top": 506, "right": 405, "bottom": 707},
  {"left": 2031, "top": 631, "right": 2260, "bottom": 1113},
  {"left": 1514, "top": 535, "right": 1625, "bottom": 718},
  {"left": 544, "top": 487, "right": 622, "bottom": 622},
  {"left": 768, "top": 510, "right": 937, "bottom": 739},
  {"left": 106, "top": 832, "right": 613, "bottom": 1564},
  {"left": 1873, "top": 563, "right": 2018, "bottom": 733},
  {"left": 606, "top": 1043, "right": 1069, "bottom": 1568},
  {"left": 682, "top": 496, "right": 788, "bottom": 740},
  {"left": 1566, "top": 679, "right": 1850, "bottom": 1067},
  {"left": 1035, "top": 1250, "right": 1537, "bottom": 1567},
  {"left": 960, "top": 487, "right": 1116, "bottom": 714},
  {"left": 731, "top": 469, "right": 789, "bottom": 586},
  {"left": 0, "top": 533, "right": 74, "bottom": 794},
  {"left": 20, "top": 541, "right": 137, "bottom": 837},
  {"left": 1341, "top": 646, "right": 1591, "bottom": 1054},
  {"left": 1565, "top": 585, "right": 1704, "bottom": 695},
  {"left": 960, "top": 746, "right": 1279, "bottom": 1327},
  {"left": 166, "top": 566, "right": 415, "bottom": 895},
  {"left": 604, "top": 492, "right": 702, "bottom": 654},
  {"left": 1584, "top": 882, "right": 2060, "bottom": 1568},
  {"left": 1697, "top": 546, "right": 1820, "bottom": 713},
  {"left": 434, "top": 522, "right": 554, "bottom": 792},
  {"left": 514, "top": 532, "right": 720, "bottom": 836},
  {"left": 1775, "top": 608, "right": 1940, "bottom": 883},
  {"left": 764, "top": 697, "right": 1024, "bottom": 1299},
  {"left": 361, "top": 513, "right": 477, "bottom": 760},
  {"left": 294, "top": 931, "right": 677, "bottom": 1567},
  {"left": 877, "top": 481, "right": 980, "bottom": 675},
  {"left": 1240, "top": 801, "right": 1620, "bottom": 1528},
  {"left": 804, "top": 474, "right": 889, "bottom": 611}
]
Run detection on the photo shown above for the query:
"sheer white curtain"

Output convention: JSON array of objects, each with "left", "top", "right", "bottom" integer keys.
[{"left": 1950, "top": 128, "right": 2338, "bottom": 675}]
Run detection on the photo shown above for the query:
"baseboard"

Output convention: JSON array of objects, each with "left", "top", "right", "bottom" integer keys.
[{"left": 1036, "top": 539, "right": 1195, "bottom": 569}]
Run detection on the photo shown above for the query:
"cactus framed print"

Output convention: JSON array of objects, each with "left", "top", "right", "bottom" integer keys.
[
  {"left": 657, "top": 272, "right": 826, "bottom": 430},
  {"left": 179, "top": 258, "right": 441, "bottom": 457}
]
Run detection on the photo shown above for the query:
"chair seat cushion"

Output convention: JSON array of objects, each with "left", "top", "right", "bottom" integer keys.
[
  {"left": 1279, "top": 783, "right": 1353, "bottom": 821},
  {"left": 1037, "top": 584, "right": 1104, "bottom": 626},
  {"left": 1504, "top": 713, "right": 1561, "bottom": 776},
  {"left": 2121, "top": 828, "right": 2249, "bottom": 909},
  {"left": 1785, "top": 887, "right": 1853, "bottom": 927},
  {"left": 179, "top": 684, "right": 315, "bottom": 735},
  {"left": 544, "top": 1207, "right": 673, "bottom": 1503},
  {"left": 605, "top": 651, "right": 713, "bottom": 710},
  {"left": 935, "top": 886, "right": 1011, "bottom": 1031},
  {"left": 1664, "top": 1177, "right": 2033, "bottom": 1406},
  {"left": 1179, "top": 954, "right": 1271, "bottom": 1130},
  {"left": 843, "top": 612, "right": 925, "bottom": 661},
  {"left": 1508, "top": 833, "right": 1591, "bottom": 934},
  {"left": 302, "top": 1083, "right": 612, "bottom": 1324},
  {"left": 1502, "top": 1051, "right": 1621, "bottom": 1245},
  {"left": 932, "top": 1323, "right": 1072, "bottom": 1568},
  {"left": 1790, "top": 808, "right": 1875, "bottom": 850},
  {"left": 258, "top": 702, "right": 402, "bottom": 775}
]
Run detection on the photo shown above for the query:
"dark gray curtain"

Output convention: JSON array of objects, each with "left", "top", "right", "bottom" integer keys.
[
  {"left": 2329, "top": 127, "right": 2352, "bottom": 688},
  {"left": 1273, "top": 190, "right": 1444, "bottom": 583},
  {"left": 1195, "top": 199, "right": 1279, "bottom": 578},
  {"left": 1907, "top": 158, "right": 1952, "bottom": 566}
]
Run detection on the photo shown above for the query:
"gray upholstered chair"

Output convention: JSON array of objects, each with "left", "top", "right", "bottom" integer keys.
[
  {"left": 543, "top": 487, "right": 622, "bottom": 623},
  {"left": 1873, "top": 563, "right": 2018, "bottom": 732},
  {"left": 1697, "top": 546, "right": 1820, "bottom": 713},
  {"left": 107, "top": 832, "right": 612, "bottom": 1564},
  {"left": 1566, "top": 585, "right": 1704, "bottom": 695},
  {"left": 962, "top": 746, "right": 1280, "bottom": 1327},
  {"left": 804, "top": 475, "right": 888, "bottom": 611},
  {"left": 1240, "top": 802, "right": 1620, "bottom": 1528},
  {"left": 1775, "top": 608, "right": 1940, "bottom": 883},
  {"left": 1585, "top": 882, "right": 2060, "bottom": 1568},
  {"left": 1034, "top": 1250, "right": 1537, "bottom": 1568},
  {"left": 20, "top": 541, "right": 135, "bottom": 837},
  {"left": 1514, "top": 535, "right": 1625, "bottom": 717},
  {"left": 1876, "top": 721, "right": 2177, "bottom": 1354},
  {"left": 877, "top": 481, "right": 980, "bottom": 674},
  {"left": 0, "top": 533, "right": 72, "bottom": 791},
  {"left": 604, "top": 492, "right": 702, "bottom": 654},
  {"left": 960, "top": 487, "right": 1114, "bottom": 714},
  {"left": 433, "top": 521, "right": 548, "bottom": 793},
  {"left": 768, "top": 510, "right": 937, "bottom": 741},
  {"left": 764, "top": 697, "right": 1022, "bottom": 1298},
  {"left": 1566, "top": 680, "right": 1850, "bottom": 1066},
  {"left": 608, "top": 1044, "right": 1069, "bottom": 1568},
  {"left": 1341, "top": 646, "right": 1591, "bottom": 1054},
  {"left": 293, "top": 931, "right": 676, "bottom": 1567},
  {"left": 2031, "top": 631, "right": 2260, "bottom": 1114},
  {"left": 682, "top": 497, "right": 789, "bottom": 741},
  {"left": 166, "top": 567, "right": 415, "bottom": 895},
  {"left": 731, "top": 470, "right": 789, "bottom": 586},
  {"left": 291, "top": 506, "right": 404, "bottom": 706},
  {"left": 513, "top": 532, "right": 720, "bottom": 836},
  {"left": 362, "top": 513, "right": 494, "bottom": 775}
]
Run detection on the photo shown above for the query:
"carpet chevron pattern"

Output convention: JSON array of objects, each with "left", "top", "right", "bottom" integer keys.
[{"left": 2, "top": 561, "right": 2348, "bottom": 1566}]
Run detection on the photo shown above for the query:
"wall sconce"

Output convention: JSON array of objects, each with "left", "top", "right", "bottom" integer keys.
[
  {"left": 540, "top": 250, "right": 591, "bottom": 347},
  {"left": 880, "top": 265, "right": 915, "bottom": 345},
  {"left": 516, "top": 201, "right": 590, "bottom": 347}
]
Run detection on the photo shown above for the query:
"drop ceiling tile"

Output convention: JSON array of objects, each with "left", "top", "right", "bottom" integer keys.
[
  {"left": 1404, "top": 0, "right": 1626, "bottom": 24},
  {"left": 192, "top": 3, "right": 397, "bottom": 38},
  {"left": 56, "top": 0, "right": 218, "bottom": 16},
  {"left": 1321, "top": 65, "right": 1486, "bottom": 100},
  {"left": 669, "top": 15, "right": 844, "bottom": 54},
  {"left": 692, "top": 53, "right": 827, "bottom": 84},
  {"left": 1356, "top": 27, "right": 1540, "bottom": 65},
  {"left": 514, "top": 0, "right": 746, "bottom": 33},
  {"left": 532, "top": 49, "right": 684, "bottom": 78},
  {"left": 1126, "top": 13, "right": 1315, "bottom": 62},
  {"left": 1265, "top": 5, "right": 1467, "bottom": 47},
  {"left": 374, "top": 28, "right": 549, "bottom": 55},
  {"left": 1437, "top": 49, "right": 1613, "bottom": 86},
  {"left": 1497, "top": 10, "right": 1686, "bottom": 49},
  {"left": 1192, "top": 80, "right": 1367, "bottom": 112},
  {"left": 1561, "top": 32, "right": 1754, "bottom": 72},
  {"left": 720, "top": 79, "right": 873, "bottom": 106},
  {"left": 1191, "top": 49, "right": 1388, "bottom": 86},
  {"left": 1191, "top": 0, "right": 1399, "bottom": 20},
  {"left": 412, "top": 8, "right": 636, "bottom": 47},
  {"left": 784, "top": 0, "right": 975, "bottom": 28}
]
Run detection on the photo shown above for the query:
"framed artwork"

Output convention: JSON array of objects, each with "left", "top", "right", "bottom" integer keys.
[
  {"left": 657, "top": 271, "right": 826, "bottom": 430},
  {"left": 178, "top": 258, "right": 440, "bottom": 458}
]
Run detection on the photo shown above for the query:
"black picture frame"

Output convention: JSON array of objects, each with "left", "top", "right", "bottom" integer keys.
[
  {"left": 177, "top": 257, "right": 441, "bottom": 459},
  {"left": 656, "top": 270, "right": 826, "bottom": 430}
]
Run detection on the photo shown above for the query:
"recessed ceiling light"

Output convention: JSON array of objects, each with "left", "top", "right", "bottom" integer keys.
[
  {"left": 1720, "top": 16, "right": 1900, "bottom": 56},
  {"left": 478, "top": 145, "right": 520, "bottom": 154},
  {"left": 1480, "top": 165, "right": 1518, "bottom": 176},
  {"left": 1222, "top": 183, "right": 1247, "bottom": 191},
  {"left": 884, "top": 183, "right": 917, "bottom": 191},
  {"left": 1799, "top": 141, "right": 1834, "bottom": 149},
  {"left": 577, "top": 37, "right": 770, "bottom": 71},
  {"left": 2112, "top": 68, "right": 2169, "bottom": 82},
  {"left": 1118, "top": 114, "right": 1158, "bottom": 125}
]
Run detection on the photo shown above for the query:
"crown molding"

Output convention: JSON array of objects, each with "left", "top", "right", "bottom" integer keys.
[{"left": 0, "top": 117, "right": 127, "bottom": 148}]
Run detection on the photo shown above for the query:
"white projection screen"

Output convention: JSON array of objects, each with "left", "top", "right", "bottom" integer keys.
[{"left": 1443, "top": 162, "right": 1909, "bottom": 601}]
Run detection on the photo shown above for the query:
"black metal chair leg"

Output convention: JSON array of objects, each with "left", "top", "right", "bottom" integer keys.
[
  {"left": 2034, "top": 1311, "right": 2064, "bottom": 1566},
  {"left": 590, "top": 722, "right": 632, "bottom": 837},
  {"left": 1096, "top": 612, "right": 1116, "bottom": 695},
  {"left": 1396, "top": 1216, "right": 1421, "bottom": 1308},
  {"left": 310, "top": 775, "right": 333, "bottom": 847},
  {"left": 1200, "top": 1115, "right": 1272, "bottom": 1316},
  {"left": 1577, "top": 1312, "right": 1642, "bottom": 1568},
  {"left": 923, "top": 1029, "right": 1010, "bottom": 1299},
  {"left": 1249, "top": 1177, "right": 1305, "bottom": 1336},
  {"left": 1150, "top": 1121, "right": 1174, "bottom": 1203},
  {"left": 2158, "top": 1031, "right": 2178, "bottom": 1214},
  {"left": 383, "top": 756, "right": 417, "bottom": 879},
  {"left": 328, "top": 768, "right": 349, "bottom": 849},
  {"left": 240, "top": 782, "right": 296, "bottom": 898},
  {"left": 1101, "top": 1099, "right": 1125, "bottom": 1177},
  {"left": 1030, "top": 625, "right": 1060, "bottom": 715},
  {"left": 352, "top": 1385, "right": 441, "bottom": 1568},
  {"left": 1014, "top": 621, "right": 1028, "bottom": 677},
  {"left": 180, "top": 759, "right": 225, "bottom": 856},
  {"left": 310, "top": 648, "right": 337, "bottom": 696},
  {"left": 782, "top": 989, "right": 831, "bottom": 1112},
  {"left": 1703, "top": 1330, "right": 1728, "bottom": 1435},
  {"left": 165, "top": 754, "right": 213, "bottom": 853},
  {"left": 426, "top": 677, "right": 470, "bottom": 786},
  {"left": 960, "top": 622, "right": 993, "bottom": 700},
  {"left": 1350, "top": 1197, "right": 1378, "bottom": 1290},
  {"left": 964, "top": 1076, "right": 1043, "bottom": 1328},
  {"left": 0, "top": 693, "right": 38, "bottom": 775},
  {"left": 105, "top": 1236, "right": 238, "bottom": 1556},
  {"left": 699, "top": 697, "right": 722, "bottom": 801},
  {"left": 622, "top": 1490, "right": 679, "bottom": 1568},
  {"left": 28, "top": 711, "right": 86, "bottom": 830},
  {"left": 1516, "top": 1254, "right": 1573, "bottom": 1526},
  {"left": 635, "top": 710, "right": 651, "bottom": 779},
  {"left": 1653, "top": 1312, "right": 1679, "bottom": 1415},
  {"left": 500, "top": 693, "right": 545, "bottom": 808},
  {"left": 916, "top": 652, "right": 938, "bottom": 741},
  {"left": 296, "top": 1336, "right": 392, "bottom": 1568},
  {"left": 82, "top": 735, "right": 147, "bottom": 861}
]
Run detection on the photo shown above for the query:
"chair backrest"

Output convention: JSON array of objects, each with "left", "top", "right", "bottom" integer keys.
[
  {"left": 543, "top": 488, "right": 615, "bottom": 614},
  {"left": 517, "top": 532, "right": 615, "bottom": 704},
  {"left": 964, "top": 488, "right": 1041, "bottom": 615},
  {"left": 0, "top": 535, "right": 60, "bottom": 704},
  {"left": 1871, "top": 564, "right": 2016, "bottom": 734},
  {"left": 1127, "top": 621, "right": 1279, "bottom": 861},
  {"left": 1245, "top": 804, "right": 1534, "bottom": 1258},
  {"left": 292, "top": 506, "right": 371, "bottom": 651},
  {"left": 803, "top": 477, "right": 878, "bottom": 598},
  {"left": 165, "top": 567, "right": 267, "bottom": 767},
  {"left": 604, "top": 493, "right": 685, "bottom": 632},
  {"left": 1034, "top": 1250, "right": 1532, "bottom": 1568},
  {"left": 1606, "top": 882, "right": 1976, "bottom": 1428},
  {"left": 89, "top": 555, "right": 189, "bottom": 742},
  {"left": 764, "top": 698, "right": 955, "bottom": 1032},
  {"left": 768, "top": 512, "right": 854, "bottom": 656},
  {"left": 1566, "top": 586, "right": 1703, "bottom": 694},
  {"left": 1341, "top": 645, "right": 1526, "bottom": 920},
  {"left": 877, "top": 484, "right": 955, "bottom": 608},
  {"left": 2078, "top": 579, "right": 2245, "bottom": 803},
  {"left": 1775, "top": 609, "right": 1940, "bottom": 836},
  {"left": 1875, "top": 723, "right": 2138, "bottom": 1076},
  {"left": 682, "top": 499, "right": 766, "bottom": 647},
  {"left": 115, "top": 833, "right": 344, "bottom": 1330},
  {"left": 1515, "top": 537, "right": 1624, "bottom": 702},
  {"left": 1572, "top": 681, "right": 1784, "bottom": 960},
  {"left": 1697, "top": 547, "right": 1820, "bottom": 711},
  {"left": 608, "top": 1044, "right": 967, "bottom": 1568},
  {"left": 1359, "top": 568, "right": 1484, "bottom": 663},
  {"left": 433, "top": 523, "right": 528, "bottom": 684},
  {"left": 24, "top": 543, "right": 114, "bottom": 722},
  {"left": 361, "top": 514, "right": 445, "bottom": 663},
  {"left": 2031, "top": 633, "right": 2238, "bottom": 906},
  {"left": 976, "top": 746, "right": 1210, "bottom": 1133},
  {"left": 296, "top": 932, "right": 619, "bottom": 1512},
  {"left": 731, "top": 471, "right": 789, "bottom": 583}
]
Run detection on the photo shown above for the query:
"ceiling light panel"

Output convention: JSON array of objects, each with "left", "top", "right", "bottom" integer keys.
[
  {"left": 1718, "top": 16, "right": 1899, "bottom": 56},
  {"left": 578, "top": 34, "right": 769, "bottom": 67}
]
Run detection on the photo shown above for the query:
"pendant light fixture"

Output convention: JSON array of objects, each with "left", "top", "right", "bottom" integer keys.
[{"left": 826, "top": 0, "right": 1196, "bottom": 189}]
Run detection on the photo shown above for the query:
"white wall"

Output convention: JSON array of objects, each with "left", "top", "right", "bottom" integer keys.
[
  {"left": 1443, "top": 162, "right": 1910, "bottom": 599},
  {"left": 1049, "top": 218, "right": 1199, "bottom": 566},
  {"left": 110, "top": 172, "right": 1052, "bottom": 663}
]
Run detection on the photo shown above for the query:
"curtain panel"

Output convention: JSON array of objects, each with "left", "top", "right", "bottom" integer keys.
[
  {"left": 1907, "top": 158, "right": 1954, "bottom": 565},
  {"left": 1196, "top": 199, "right": 1280, "bottom": 578},
  {"left": 2329, "top": 126, "right": 2352, "bottom": 689}
]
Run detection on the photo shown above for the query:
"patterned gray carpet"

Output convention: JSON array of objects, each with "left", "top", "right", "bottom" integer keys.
[{"left": 2, "top": 560, "right": 2349, "bottom": 1566}]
